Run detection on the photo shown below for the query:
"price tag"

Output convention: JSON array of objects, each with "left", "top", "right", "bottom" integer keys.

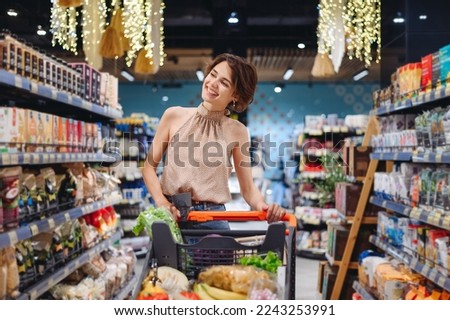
[
  {"left": 382, "top": 200, "right": 387, "bottom": 208},
  {"left": 429, "top": 268, "right": 438, "bottom": 280},
  {"left": 51, "top": 89, "right": 57, "bottom": 100},
  {"left": 67, "top": 95, "right": 73, "bottom": 105},
  {"left": 442, "top": 215, "right": 450, "bottom": 230},
  {"left": 43, "top": 154, "right": 49, "bottom": 163},
  {"left": 23, "top": 153, "right": 30, "bottom": 164},
  {"left": 10, "top": 154, "right": 19, "bottom": 165},
  {"left": 31, "top": 153, "right": 39, "bottom": 164},
  {"left": 7, "top": 231, "right": 19, "bottom": 245},
  {"left": 30, "top": 82, "right": 38, "bottom": 94},
  {"left": 438, "top": 276, "right": 446, "bottom": 288},
  {"left": 433, "top": 212, "right": 442, "bottom": 226},
  {"left": 64, "top": 212, "right": 71, "bottom": 222},
  {"left": 445, "top": 85, "right": 450, "bottom": 97},
  {"left": 436, "top": 153, "right": 443, "bottom": 163},
  {"left": 424, "top": 153, "right": 430, "bottom": 162},
  {"left": 410, "top": 208, "right": 420, "bottom": 219},
  {"left": 410, "top": 258, "right": 418, "bottom": 269},
  {"left": 48, "top": 278, "right": 55, "bottom": 288},
  {"left": 57, "top": 153, "right": 63, "bottom": 162},
  {"left": 340, "top": 126, "right": 348, "bottom": 133},
  {"left": 435, "top": 88, "right": 442, "bottom": 99},
  {"left": 1, "top": 153, "right": 10, "bottom": 166},
  {"left": 30, "top": 224, "right": 39, "bottom": 236},
  {"left": 425, "top": 92, "right": 431, "bottom": 102},
  {"left": 403, "top": 206, "right": 411, "bottom": 216},
  {"left": 48, "top": 219, "right": 55, "bottom": 230},
  {"left": 14, "top": 74, "right": 23, "bottom": 88},
  {"left": 422, "top": 264, "right": 430, "bottom": 276}
]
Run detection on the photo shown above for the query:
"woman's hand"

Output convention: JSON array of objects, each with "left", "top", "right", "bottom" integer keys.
[
  {"left": 261, "top": 203, "right": 286, "bottom": 223},
  {"left": 158, "top": 201, "right": 181, "bottom": 221}
]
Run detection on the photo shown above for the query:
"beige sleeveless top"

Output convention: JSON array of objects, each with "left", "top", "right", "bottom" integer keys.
[{"left": 160, "top": 104, "right": 234, "bottom": 203}]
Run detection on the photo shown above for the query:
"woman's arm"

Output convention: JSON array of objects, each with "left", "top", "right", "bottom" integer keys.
[
  {"left": 232, "top": 124, "right": 285, "bottom": 222},
  {"left": 142, "top": 107, "right": 180, "bottom": 219}
]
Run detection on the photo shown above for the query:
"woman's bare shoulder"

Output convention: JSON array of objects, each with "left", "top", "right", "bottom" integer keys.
[{"left": 162, "top": 106, "right": 196, "bottom": 120}]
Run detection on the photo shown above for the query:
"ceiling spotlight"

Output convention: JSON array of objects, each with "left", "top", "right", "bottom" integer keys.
[
  {"left": 196, "top": 69, "right": 204, "bottom": 81},
  {"left": 353, "top": 69, "right": 369, "bottom": 81},
  {"left": 297, "top": 43, "right": 306, "bottom": 49},
  {"left": 283, "top": 68, "right": 294, "bottom": 80},
  {"left": 393, "top": 12, "right": 405, "bottom": 23},
  {"left": 419, "top": 15, "right": 427, "bottom": 20},
  {"left": 274, "top": 84, "right": 284, "bottom": 93},
  {"left": 7, "top": 9, "right": 18, "bottom": 17},
  {"left": 36, "top": 25, "right": 46, "bottom": 36},
  {"left": 120, "top": 69, "right": 135, "bottom": 82},
  {"left": 228, "top": 12, "right": 239, "bottom": 24}
]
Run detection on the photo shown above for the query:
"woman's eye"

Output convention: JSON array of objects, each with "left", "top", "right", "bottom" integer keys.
[{"left": 221, "top": 80, "right": 229, "bottom": 87}]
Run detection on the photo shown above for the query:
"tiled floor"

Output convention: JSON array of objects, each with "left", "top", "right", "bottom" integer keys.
[{"left": 295, "top": 257, "right": 322, "bottom": 300}]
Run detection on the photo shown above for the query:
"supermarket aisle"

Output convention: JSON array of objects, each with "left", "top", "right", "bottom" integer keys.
[{"left": 295, "top": 257, "right": 322, "bottom": 300}]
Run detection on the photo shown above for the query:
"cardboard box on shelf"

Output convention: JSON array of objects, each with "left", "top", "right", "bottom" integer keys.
[{"left": 335, "top": 182, "right": 379, "bottom": 217}]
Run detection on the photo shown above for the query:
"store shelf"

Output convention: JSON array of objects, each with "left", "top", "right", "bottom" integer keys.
[
  {"left": 296, "top": 248, "right": 327, "bottom": 260},
  {"left": 304, "top": 127, "right": 365, "bottom": 136},
  {"left": 370, "top": 235, "right": 450, "bottom": 292},
  {"left": 325, "top": 253, "right": 358, "bottom": 269},
  {"left": 352, "top": 281, "right": 376, "bottom": 300},
  {"left": 336, "top": 210, "right": 378, "bottom": 225},
  {"left": 369, "top": 196, "right": 450, "bottom": 231},
  {"left": 19, "top": 230, "right": 122, "bottom": 300},
  {"left": 0, "top": 69, "right": 123, "bottom": 120},
  {"left": 371, "top": 85, "right": 450, "bottom": 116},
  {"left": 370, "top": 152, "right": 412, "bottom": 161},
  {"left": 412, "top": 152, "right": 450, "bottom": 164},
  {"left": 114, "top": 273, "right": 139, "bottom": 300},
  {"left": 0, "top": 194, "right": 123, "bottom": 249},
  {"left": 369, "top": 196, "right": 412, "bottom": 217},
  {"left": 0, "top": 152, "right": 116, "bottom": 166}
]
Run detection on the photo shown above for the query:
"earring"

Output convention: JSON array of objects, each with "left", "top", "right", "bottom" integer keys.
[{"left": 232, "top": 100, "right": 236, "bottom": 109}]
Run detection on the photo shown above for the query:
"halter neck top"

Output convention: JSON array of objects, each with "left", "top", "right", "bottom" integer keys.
[{"left": 160, "top": 104, "right": 234, "bottom": 203}]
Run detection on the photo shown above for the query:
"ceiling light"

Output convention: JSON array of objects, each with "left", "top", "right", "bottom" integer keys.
[
  {"left": 283, "top": 68, "right": 294, "bottom": 80},
  {"left": 36, "top": 25, "right": 46, "bottom": 36},
  {"left": 196, "top": 69, "right": 204, "bottom": 81},
  {"left": 419, "top": 15, "right": 427, "bottom": 20},
  {"left": 228, "top": 12, "right": 239, "bottom": 24},
  {"left": 297, "top": 43, "right": 306, "bottom": 49},
  {"left": 353, "top": 69, "right": 369, "bottom": 81},
  {"left": 274, "top": 84, "right": 284, "bottom": 93},
  {"left": 393, "top": 12, "right": 405, "bottom": 23},
  {"left": 120, "top": 70, "right": 135, "bottom": 82},
  {"left": 7, "top": 9, "right": 18, "bottom": 17}
]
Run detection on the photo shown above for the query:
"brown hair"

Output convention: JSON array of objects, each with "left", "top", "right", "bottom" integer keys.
[{"left": 205, "top": 53, "right": 258, "bottom": 113}]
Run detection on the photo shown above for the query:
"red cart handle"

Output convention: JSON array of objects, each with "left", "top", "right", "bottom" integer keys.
[{"left": 186, "top": 210, "right": 297, "bottom": 229}]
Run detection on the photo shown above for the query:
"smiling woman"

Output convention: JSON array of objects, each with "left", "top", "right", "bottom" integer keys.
[{"left": 142, "top": 53, "right": 286, "bottom": 228}]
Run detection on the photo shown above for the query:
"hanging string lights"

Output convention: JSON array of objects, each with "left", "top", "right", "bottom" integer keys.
[
  {"left": 344, "top": 0, "right": 381, "bottom": 66},
  {"left": 49, "top": 0, "right": 165, "bottom": 73},
  {"left": 315, "top": 0, "right": 381, "bottom": 74}
]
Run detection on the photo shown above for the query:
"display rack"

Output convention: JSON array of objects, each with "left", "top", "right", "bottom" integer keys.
[
  {"left": 0, "top": 194, "right": 122, "bottom": 250},
  {"left": 0, "top": 152, "right": 116, "bottom": 166},
  {"left": 0, "top": 69, "right": 123, "bottom": 120},
  {"left": 333, "top": 82, "right": 450, "bottom": 300},
  {"left": 17, "top": 230, "right": 122, "bottom": 299}
]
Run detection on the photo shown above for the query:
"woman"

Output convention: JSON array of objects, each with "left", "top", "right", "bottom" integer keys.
[{"left": 142, "top": 53, "right": 286, "bottom": 227}]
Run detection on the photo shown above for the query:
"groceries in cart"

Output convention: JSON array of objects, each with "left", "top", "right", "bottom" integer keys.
[{"left": 136, "top": 253, "right": 282, "bottom": 300}]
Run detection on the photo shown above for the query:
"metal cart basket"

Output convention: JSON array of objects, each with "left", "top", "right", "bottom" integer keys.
[{"left": 150, "top": 211, "right": 297, "bottom": 299}]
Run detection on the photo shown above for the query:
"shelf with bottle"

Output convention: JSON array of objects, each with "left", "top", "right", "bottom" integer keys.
[
  {"left": 369, "top": 196, "right": 450, "bottom": 231},
  {"left": 369, "top": 235, "right": 450, "bottom": 292},
  {"left": 17, "top": 230, "right": 122, "bottom": 299},
  {"left": 0, "top": 192, "right": 122, "bottom": 250},
  {"left": 0, "top": 69, "right": 122, "bottom": 120}
]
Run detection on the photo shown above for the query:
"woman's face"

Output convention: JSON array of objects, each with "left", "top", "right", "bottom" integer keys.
[{"left": 202, "top": 61, "right": 235, "bottom": 109}]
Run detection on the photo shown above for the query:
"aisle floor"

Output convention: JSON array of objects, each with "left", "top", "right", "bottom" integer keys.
[{"left": 295, "top": 257, "right": 322, "bottom": 300}]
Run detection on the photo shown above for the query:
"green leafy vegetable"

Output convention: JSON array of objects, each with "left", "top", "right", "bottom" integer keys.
[
  {"left": 239, "top": 250, "right": 282, "bottom": 273},
  {"left": 132, "top": 207, "right": 183, "bottom": 243}
]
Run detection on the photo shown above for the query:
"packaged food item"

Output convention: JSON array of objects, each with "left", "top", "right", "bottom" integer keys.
[{"left": 0, "top": 166, "right": 22, "bottom": 229}]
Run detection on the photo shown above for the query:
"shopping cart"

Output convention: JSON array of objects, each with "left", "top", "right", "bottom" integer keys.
[{"left": 150, "top": 211, "right": 297, "bottom": 300}]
